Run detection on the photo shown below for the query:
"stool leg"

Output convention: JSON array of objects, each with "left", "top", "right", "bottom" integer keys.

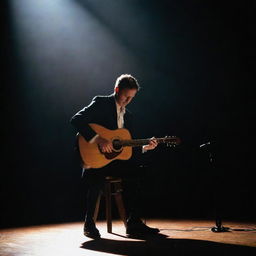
[
  {"left": 105, "top": 181, "right": 112, "bottom": 233},
  {"left": 114, "top": 183, "right": 127, "bottom": 228}
]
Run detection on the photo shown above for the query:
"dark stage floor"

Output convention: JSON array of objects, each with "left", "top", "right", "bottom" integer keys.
[{"left": 1, "top": 219, "right": 255, "bottom": 255}]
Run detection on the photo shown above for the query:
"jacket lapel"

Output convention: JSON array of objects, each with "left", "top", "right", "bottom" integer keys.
[{"left": 108, "top": 94, "right": 118, "bottom": 129}]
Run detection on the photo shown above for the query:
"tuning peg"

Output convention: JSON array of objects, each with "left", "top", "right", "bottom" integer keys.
[{"left": 167, "top": 142, "right": 172, "bottom": 147}]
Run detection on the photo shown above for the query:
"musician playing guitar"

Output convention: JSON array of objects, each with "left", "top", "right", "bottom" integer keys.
[{"left": 70, "top": 74, "right": 161, "bottom": 239}]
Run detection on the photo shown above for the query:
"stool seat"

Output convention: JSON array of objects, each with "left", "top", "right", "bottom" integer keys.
[{"left": 93, "top": 176, "right": 127, "bottom": 233}]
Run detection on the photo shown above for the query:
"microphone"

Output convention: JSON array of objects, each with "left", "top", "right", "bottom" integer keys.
[{"left": 199, "top": 141, "right": 211, "bottom": 148}]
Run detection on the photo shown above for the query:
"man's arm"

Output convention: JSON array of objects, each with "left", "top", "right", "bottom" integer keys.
[
  {"left": 70, "top": 97, "right": 99, "bottom": 141},
  {"left": 70, "top": 96, "right": 114, "bottom": 153}
]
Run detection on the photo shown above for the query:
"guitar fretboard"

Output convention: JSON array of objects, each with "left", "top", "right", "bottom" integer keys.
[{"left": 118, "top": 138, "right": 178, "bottom": 147}]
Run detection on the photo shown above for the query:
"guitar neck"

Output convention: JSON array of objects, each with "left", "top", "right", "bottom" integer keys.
[{"left": 119, "top": 138, "right": 172, "bottom": 147}]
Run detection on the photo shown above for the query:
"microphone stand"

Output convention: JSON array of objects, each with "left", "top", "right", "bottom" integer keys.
[{"left": 199, "top": 141, "right": 230, "bottom": 232}]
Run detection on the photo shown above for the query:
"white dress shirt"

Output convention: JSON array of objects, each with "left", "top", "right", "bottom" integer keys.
[{"left": 116, "top": 102, "right": 126, "bottom": 128}]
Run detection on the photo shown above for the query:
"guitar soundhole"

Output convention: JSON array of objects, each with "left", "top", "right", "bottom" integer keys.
[
  {"left": 102, "top": 139, "right": 123, "bottom": 160},
  {"left": 112, "top": 139, "right": 122, "bottom": 151}
]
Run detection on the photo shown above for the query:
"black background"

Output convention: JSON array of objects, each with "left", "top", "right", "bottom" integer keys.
[{"left": 1, "top": 0, "right": 255, "bottom": 228}]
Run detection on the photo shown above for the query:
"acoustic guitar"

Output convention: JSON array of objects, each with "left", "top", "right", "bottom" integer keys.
[{"left": 78, "top": 123, "right": 181, "bottom": 169}]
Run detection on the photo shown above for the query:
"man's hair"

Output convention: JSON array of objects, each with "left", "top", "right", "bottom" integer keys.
[{"left": 114, "top": 74, "right": 140, "bottom": 91}]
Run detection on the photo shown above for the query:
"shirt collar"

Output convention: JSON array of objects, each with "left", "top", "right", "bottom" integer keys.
[{"left": 115, "top": 101, "right": 125, "bottom": 113}]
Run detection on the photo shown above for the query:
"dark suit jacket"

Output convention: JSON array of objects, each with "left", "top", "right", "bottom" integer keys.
[{"left": 70, "top": 93, "right": 134, "bottom": 141}]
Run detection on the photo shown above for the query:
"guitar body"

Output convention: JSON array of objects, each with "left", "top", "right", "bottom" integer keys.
[{"left": 78, "top": 123, "right": 132, "bottom": 169}]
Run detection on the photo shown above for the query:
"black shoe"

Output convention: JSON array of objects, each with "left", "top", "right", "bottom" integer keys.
[
  {"left": 126, "top": 219, "right": 160, "bottom": 237},
  {"left": 83, "top": 222, "right": 101, "bottom": 239}
]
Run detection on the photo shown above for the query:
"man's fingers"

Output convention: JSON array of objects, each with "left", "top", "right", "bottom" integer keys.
[
  {"left": 100, "top": 142, "right": 113, "bottom": 153},
  {"left": 106, "top": 145, "right": 113, "bottom": 153},
  {"left": 149, "top": 138, "right": 158, "bottom": 148}
]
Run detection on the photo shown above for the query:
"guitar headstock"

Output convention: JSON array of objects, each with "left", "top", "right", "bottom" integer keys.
[{"left": 164, "top": 136, "right": 181, "bottom": 147}]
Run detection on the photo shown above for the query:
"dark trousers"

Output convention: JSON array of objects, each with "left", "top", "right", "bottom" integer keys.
[{"left": 81, "top": 160, "right": 145, "bottom": 223}]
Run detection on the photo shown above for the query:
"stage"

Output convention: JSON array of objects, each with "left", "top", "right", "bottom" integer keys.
[
  {"left": 2, "top": 1, "right": 254, "bottom": 255},
  {"left": 1, "top": 219, "right": 255, "bottom": 255}
]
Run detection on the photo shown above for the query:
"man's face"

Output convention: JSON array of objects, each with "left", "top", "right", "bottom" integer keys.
[{"left": 116, "top": 88, "right": 137, "bottom": 107}]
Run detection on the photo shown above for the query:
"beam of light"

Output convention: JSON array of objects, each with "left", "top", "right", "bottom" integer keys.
[
  {"left": 9, "top": 0, "right": 138, "bottom": 100},
  {"left": 8, "top": 0, "right": 145, "bottom": 177}
]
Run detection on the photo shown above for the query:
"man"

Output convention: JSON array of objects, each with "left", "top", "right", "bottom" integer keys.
[{"left": 70, "top": 74, "right": 159, "bottom": 238}]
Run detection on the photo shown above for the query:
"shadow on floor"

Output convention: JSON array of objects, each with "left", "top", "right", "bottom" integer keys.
[{"left": 81, "top": 234, "right": 256, "bottom": 256}]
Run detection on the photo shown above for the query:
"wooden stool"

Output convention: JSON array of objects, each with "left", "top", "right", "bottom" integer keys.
[{"left": 93, "top": 176, "right": 127, "bottom": 233}]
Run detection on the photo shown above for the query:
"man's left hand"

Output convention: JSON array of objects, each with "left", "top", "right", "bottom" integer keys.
[{"left": 143, "top": 137, "right": 158, "bottom": 151}]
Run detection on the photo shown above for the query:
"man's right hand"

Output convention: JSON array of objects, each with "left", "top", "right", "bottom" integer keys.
[{"left": 91, "top": 135, "right": 113, "bottom": 153}]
